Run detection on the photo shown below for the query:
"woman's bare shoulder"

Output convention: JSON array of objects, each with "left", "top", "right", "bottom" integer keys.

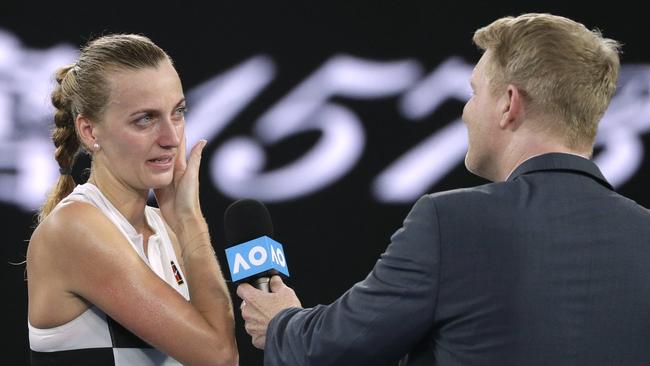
[
  {"left": 28, "top": 200, "right": 130, "bottom": 263},
  {"left": 31, "top": 201, "right": 105, "bottom": 244}
]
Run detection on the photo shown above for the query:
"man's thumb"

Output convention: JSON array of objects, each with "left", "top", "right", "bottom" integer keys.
[{"left": 269, "top": 275, "right": 285, "bottom": 293}]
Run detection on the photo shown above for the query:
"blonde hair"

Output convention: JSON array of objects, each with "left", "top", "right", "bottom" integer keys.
[
  {"left": 39, "top": 34, "right": 170, "bottom": 222},
  {"left": 473, "top": 13, "right": 621, "bottom": 150}
]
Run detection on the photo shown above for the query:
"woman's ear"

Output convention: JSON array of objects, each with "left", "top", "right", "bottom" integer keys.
[{"left": 75, "top": 114, "right": 99, "bottom": 152}]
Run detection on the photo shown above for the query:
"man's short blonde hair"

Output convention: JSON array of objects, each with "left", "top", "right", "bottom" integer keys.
[{"left": 473, "top": 13, "right": 621, "bottom": 150}]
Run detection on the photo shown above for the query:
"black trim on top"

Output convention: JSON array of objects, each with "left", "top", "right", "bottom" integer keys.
[{"left": 31, "top": 348, "right": 115, "bottom": 366}]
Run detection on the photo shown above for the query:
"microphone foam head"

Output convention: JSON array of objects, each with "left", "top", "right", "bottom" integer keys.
[{"left": 224, "top": 198, "right": 274, "bottom": 246}]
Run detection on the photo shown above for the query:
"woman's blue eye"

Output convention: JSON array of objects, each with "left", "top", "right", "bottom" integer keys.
[
  {"left": 175, "top": 106, "right": 187, "bottom": 115},
  {"left": 135, "top": 114, "right": 153, "bottom": 126}
]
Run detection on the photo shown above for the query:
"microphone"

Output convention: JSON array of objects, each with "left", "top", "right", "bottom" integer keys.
[{"left": 223, "top": 198, "right": 290, "bottom": 292}]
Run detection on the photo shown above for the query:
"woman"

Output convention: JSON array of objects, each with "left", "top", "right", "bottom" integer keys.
[{"left": 26, "top": 34, "right": 238, "bottom": 366}]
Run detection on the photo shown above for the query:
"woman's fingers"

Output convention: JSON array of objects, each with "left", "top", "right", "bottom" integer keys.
[
  {"left": 173, "top": 136, "right": 188, "bottom": 181},
  {"left": 185, "top": 139, "right": 207, "bottom": 178}
]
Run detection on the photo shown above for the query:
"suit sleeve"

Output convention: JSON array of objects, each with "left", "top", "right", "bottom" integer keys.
[{"left": 264, "top": 195, "right": 441, "bottom": 365}]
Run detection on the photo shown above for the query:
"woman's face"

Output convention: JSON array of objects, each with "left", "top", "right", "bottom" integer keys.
[{"left": 93, "top": 59, "right": 186, "bottom": 191}]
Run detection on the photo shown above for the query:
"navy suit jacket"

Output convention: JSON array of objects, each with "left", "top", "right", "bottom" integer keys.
[{"left": 264, "top": 153, "right": 650, "bottom": 366}]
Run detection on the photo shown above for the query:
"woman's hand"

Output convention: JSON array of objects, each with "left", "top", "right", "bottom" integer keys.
[{"left": 154, "top": 138, "right": 207, "bottom": 234}]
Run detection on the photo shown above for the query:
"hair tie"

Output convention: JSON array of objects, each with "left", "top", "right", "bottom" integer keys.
[{"left": 59, "top": 167, "right": 73, "bottom": 175}]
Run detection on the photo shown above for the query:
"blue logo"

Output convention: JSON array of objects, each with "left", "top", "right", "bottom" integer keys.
[{"left": 225, "top": 236, "right": 290, "bottom": 283}]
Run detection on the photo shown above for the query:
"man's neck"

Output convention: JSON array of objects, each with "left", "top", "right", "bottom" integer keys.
[{"left": 497, "top": 136, "right": 590, "bottom": 182}]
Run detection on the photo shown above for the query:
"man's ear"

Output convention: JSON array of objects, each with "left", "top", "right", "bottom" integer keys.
[
  {"left": 75, "top": 114, "right": 98, "bottom": 151},
  {"left": 499, "top": 84, "right": 524, "bottom": 130}
]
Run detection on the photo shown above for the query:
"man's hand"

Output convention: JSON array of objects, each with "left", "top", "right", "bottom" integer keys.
[{"left": 236, "top": 275, "right": 302, "bottom": 349}]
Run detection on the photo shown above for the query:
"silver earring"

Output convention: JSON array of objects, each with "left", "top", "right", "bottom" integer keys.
[{"left": 93, "top": 143, "right": 100, "bottom": 151}]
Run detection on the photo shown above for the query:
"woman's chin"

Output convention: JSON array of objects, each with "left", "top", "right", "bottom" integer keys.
[{"left": 147, "top": 175, "right": 174, "bottom": 189}]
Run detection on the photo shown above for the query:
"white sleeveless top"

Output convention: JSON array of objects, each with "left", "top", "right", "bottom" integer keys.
[{"left": 28, "top": 183, "right": 189, "bottom": 365}]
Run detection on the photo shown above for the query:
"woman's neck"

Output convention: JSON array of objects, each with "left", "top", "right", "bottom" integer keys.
[{"left": 87, "top": 171, "right": 150, "bottom": 233}]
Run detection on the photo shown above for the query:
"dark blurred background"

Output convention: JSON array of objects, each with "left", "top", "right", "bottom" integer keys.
[{"left": 3, "top": 1, "right": 650, "bottom": 364}]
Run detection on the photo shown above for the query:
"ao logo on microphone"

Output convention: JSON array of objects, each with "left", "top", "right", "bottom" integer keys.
[{"left": 225, "top": 236, "right": 290, "bottom": 283}]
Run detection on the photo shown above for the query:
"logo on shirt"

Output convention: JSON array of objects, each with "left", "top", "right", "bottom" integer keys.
[{"left": 170, "top": 261, "right": 184, "bottom": 285}]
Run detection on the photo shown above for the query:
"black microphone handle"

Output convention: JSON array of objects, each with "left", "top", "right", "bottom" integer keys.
[{"left": 253, "top": 276, "right": 270, "bottom": 292}]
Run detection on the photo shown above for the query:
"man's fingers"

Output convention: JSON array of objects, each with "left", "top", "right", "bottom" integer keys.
[
  {"left": 240, "top": 303, "right": 249, "bottom": 321},
  {"left": 240, "top": 302, "right": 257, "bottom": 322},
  {"left": 244, "top": 321, "right": 257, "bottom": 335},
  {"left": 253, "top": 335, "right": 266, "bottom": 350},
  {"left": 236, "top": 282, "right": 259, "bottom": 302}
]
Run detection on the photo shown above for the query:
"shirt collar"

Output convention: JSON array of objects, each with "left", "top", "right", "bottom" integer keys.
[{"left": 505, "top": 152, "right": 613, "bottom": 190}]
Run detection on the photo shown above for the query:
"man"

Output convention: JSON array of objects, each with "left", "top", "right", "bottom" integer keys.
[{"left": 237, "top": 13, "right": 650, "bottom": 365}]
